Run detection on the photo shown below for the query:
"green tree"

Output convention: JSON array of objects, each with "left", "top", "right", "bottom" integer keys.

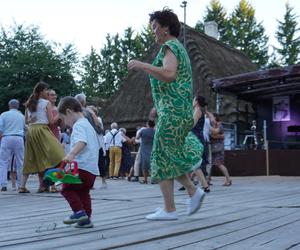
[
  {"left": 267, "top": 47, "right": 281, "bottom": 68},
  {"left": 195, "top": 0, "right": 229, "bottom": 42},
  {"left": 81, "top": 26, "right": 154, "bottom": 98},
  {"left": 79, "top": 46, "right": 101, "bottom": 98},
  {"left": 139, "top": 25, "right": 155, "bottom": 53},
  {"left": 227, "top": 0, "right": 269, "bottom": 68},
  {"left": 274, "top": 3, "right": 300, "bottom": 66},
  {"left": 97, "top": 33, "right": 121, "bottom": 97},
  {"left": 0, "top": 24, "right": 78, "bottom": 112}
]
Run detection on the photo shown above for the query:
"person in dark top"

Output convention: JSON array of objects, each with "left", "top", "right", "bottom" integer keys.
[
  {"left": 136, "top": 120, "right": 155, "bottom": 184},
  {"left": 179, "top": 96, "right": 210, "bottom": 192}
]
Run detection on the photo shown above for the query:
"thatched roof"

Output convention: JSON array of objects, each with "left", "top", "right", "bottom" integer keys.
[{"left": 102, "top": 25, "right": 257, "bottom": 130}]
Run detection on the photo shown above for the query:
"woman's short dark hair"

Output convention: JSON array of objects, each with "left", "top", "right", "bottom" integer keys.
[
  {"left": 213, "top": 113, "right": 221, "bottom": 122},
  {"left": 149, "top": 8, "right": 181, "bottom": 37},
  {"left": 195, "top": 96, "right": 208, "bottom": 107},
  {"left": 58, "top": 96, "right": 82, "bottom": 115},
  {"left": 147, "top": 119, "right": 155, "bottom": 128}
]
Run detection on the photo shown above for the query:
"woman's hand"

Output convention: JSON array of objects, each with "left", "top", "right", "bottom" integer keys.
[
  {"left": 128, "top": 60, "right": 145, "bottom": 71},
  {"left": 149, "top": 107, "right": 157, "bottom": 120}
]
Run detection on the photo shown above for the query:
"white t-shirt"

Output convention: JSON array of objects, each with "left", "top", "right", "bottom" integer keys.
[
  {"left": 71, "top": 117, "right": 99, "bottom": 175},
  {"left": 106, "top": 128, "right": 125, "bottom": 148},
  {"left": 203, "top": 116, "right": 211, "bottom": 142},
  {"left": 0, "top": 109, "right": 25, "bottom": 136},
  {"left": 29, "top": 98, "right": 49, "bottom": 124}
]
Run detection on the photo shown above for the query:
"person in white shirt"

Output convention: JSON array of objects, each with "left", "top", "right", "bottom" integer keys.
[
  {"left": 87, "top": 106, "right": 107, "bottom": 189},
  {"left": 20, "top": 82, "right": 64, "bottom": 193},
  {"left": 61, "top": 128, "right": 71, "bottom": 155},
  {"left": 58, "top": 96, "right": 99, "bottom": 229},
  {"left": 105, "top": 122, "right": 125, "bottom": 178},
  {"left": 0, "top": 99, "right": 25, "bottom": 191}
]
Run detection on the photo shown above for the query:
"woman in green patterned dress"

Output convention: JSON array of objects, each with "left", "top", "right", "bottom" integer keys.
[{"left": 128, "top": 8, "right": 205, "bottom": 220}]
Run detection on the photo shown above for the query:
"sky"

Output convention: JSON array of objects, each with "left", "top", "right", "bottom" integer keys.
[{"left": 0, "top": 0, "right": 299, "bottom": 56}]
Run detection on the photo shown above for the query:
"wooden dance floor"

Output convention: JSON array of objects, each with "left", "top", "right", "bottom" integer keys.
[{"left": 1, "top": 176, "right": 300, "bottom": 250}]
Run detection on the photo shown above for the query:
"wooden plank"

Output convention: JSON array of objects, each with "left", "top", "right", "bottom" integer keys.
[{"left": 1, "top": 176, "right": 300, "bottom": 250}]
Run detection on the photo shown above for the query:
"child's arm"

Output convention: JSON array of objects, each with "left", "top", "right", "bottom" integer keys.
[{"left": 64, "top": 141, "right": 86, "bottom": 162}]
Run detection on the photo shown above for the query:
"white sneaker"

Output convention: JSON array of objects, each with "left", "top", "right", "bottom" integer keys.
[
  {"left": 187, "top": 187, "right": 205, "bottom": 216},
  {"left": 146, "top": 209, "right": 178, "bottom": 221}
]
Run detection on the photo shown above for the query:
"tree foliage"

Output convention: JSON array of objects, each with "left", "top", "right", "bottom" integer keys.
[
  {"left": 79, "top": 47, "right": 101, "bottom": 99},
  {"left": 195, "top": 0, "right": 229, "bottom": 42},
  {"left": 226, "top": 0, "right": 269, "bottom": 68},
  {"left": 79, "top": 26, "right": 155, "bottom": 98},
  {"left": 0, "top": 24, "right": 78, "bottom": 112},
  {"left": 274, "top": 3, "right": 300, "bottom": 66},
  {"left": 195, "top": 0, "right": 269, "bottom": 68}
]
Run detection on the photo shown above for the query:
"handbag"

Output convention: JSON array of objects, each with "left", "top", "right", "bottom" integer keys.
[{"left": 211, "top": 143, "right": 224, "bottom": 153}]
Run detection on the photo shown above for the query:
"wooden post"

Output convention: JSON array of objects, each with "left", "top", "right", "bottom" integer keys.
[
  {"left": 263, "top": 120, "right": 269, "bottom": 176},
  {"left": 265, "top": 140, "right": 269, "bottom": 176}
]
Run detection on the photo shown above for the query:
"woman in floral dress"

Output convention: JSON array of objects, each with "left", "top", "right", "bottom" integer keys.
[{"left": 128, "top": 8, "right": 205, "bottom": 220}]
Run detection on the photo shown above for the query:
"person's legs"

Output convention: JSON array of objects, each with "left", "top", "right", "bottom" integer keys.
[
  {"left": 61, "top": 184, "right": 84, "bottom": 213},
  {"left": 12, "top": 137, "right": 24, "bottom": 189},
  {"left": 19, "top": 173, "right": 30, "bottom": 192},
  {"left": 218, "top": 164, "right": 231, "bottom": 184},
  {"left": 0, "top": 143, "right": 10, "bottom": 189},
  {"left": 133, "top": 148, "right": 141, "bottom": 178},
  {"left": 37, "top": 171, "right": 47, "bottom": 192},
  {"left": 159, "top": 179, "right": 175, "bottom": 212},
  {"left": 113, "top": 147, "right": 122, "bottom": 177},
  {"left": 61, "top": 170, "right": 95, "bottom": 227},
  {"left": 176, "top": 174, "right": 196, "bottom": 197},
  {"left": 176, "top": 173, "right": 205, "bottom": 215},
  {"left": 10, "top": 171, "right": 17, "bottom": 189},
  {"left": 206, "top": 143, "right": 213, "bottom": 180},
  {"left": 194, "top": 168, "right": 209, "bottom": 191},
  {"left": 145, "top": 178, "right": 178, "bottom": 220},
  {"left": 61, "top": 182, "right": 89, "bottom": 225},
  {"left": 98, "top": 149, "right": 107, "bottom": 186},
  {"left": 76, "top": 170, "right": 96, "bottom": 217},
  {"left": 127, "top": 166, "right": 134, "bottom": 181},
  {"left": 108, "top": 148, "right": 115, "bottom": 178},
  {"left": 143, "top": 169, "right": 149, "bottom": 183}
]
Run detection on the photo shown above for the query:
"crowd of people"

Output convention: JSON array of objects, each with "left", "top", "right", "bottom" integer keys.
[{"left": 0, "top": 8, "right": 232, "bottom": 228}]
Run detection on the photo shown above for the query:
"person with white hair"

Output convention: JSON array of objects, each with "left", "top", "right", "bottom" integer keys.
[
  {"left": 74, "top": 93, "right": 87, "bottom": 106},
  {"left": 0, "top": 99, "right": 26, "bottom": 191},
  {"left": 74, "top": 93, "right": 103, "bottom": 135}
]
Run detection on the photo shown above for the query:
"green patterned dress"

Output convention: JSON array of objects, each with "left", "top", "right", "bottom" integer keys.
[{"left": 150, "top": 39, "right": 203, "bottom": 181}]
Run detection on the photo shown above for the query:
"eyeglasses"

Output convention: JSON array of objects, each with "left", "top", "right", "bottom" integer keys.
[{"left": 49, "top": 94, "right": 57, "bottom": 97}]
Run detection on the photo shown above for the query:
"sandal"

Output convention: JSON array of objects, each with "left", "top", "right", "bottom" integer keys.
[
  {"left": 202, "top": 186, "right": 210, "bottom": 193},
  {"left": 223, "top": 180, "right": 232, "bottom": 187},
  {"left": 18, "top": 187, "right": 30, "bottom": 193},
  {"left": 139, "top": 180, "right": 148, "bottom": 184}
]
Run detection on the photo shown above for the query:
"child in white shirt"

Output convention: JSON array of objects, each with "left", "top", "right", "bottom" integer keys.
[{"left": 58, "top": 96, "right": 99, "bottom": 228}]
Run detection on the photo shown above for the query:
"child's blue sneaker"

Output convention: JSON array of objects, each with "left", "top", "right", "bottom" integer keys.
[
  {"left": 74, "top": 218, "right": 94, "bottom": 228},
  {"left": 63, "top": 211, "right": 88, "bottom": 224}
]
